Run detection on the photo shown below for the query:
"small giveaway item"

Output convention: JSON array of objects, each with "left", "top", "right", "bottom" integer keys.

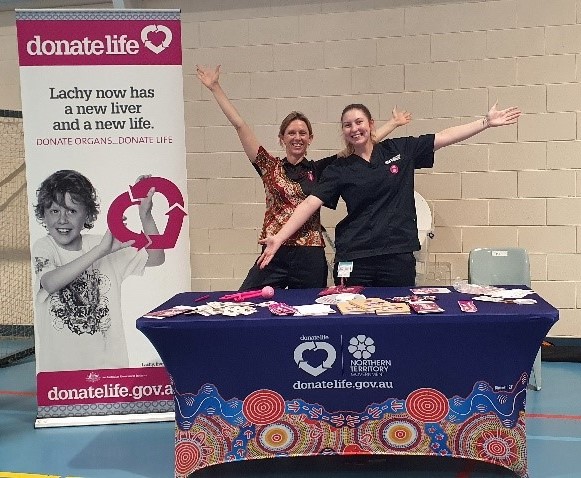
[
  {"left": 315, "top": 293, "right": 365, "bottom": 305},
  {"left": 409, "top": 301, "right": 444, "bottom": 314},
  {"left": 220, "top": 286, "right": 275, "bottom": 302},
  {"left": 143, "top": 305, "right": 196, "bottom": 319},
  {"left": 458, "top": 300, "right": 478, "bottom": 313},
  {"left": 318, "top": 285, "right": 365, "bottom": 296},
  {"left": 293, "top": 304, "right": 335, "bottom": 316},
  {"left": 268, "top": 302, "right": 298, "bottom": 316},
  {"left": 374, "top": 302, "right": 411, "bottom": 315},
  {"left": 410, "top": 287, "right": 451, "bottom": 294}
]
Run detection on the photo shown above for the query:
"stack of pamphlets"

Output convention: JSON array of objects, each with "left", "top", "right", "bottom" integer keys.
[{"left": 336, "top": 297, "right": 411, "bottom": 315}]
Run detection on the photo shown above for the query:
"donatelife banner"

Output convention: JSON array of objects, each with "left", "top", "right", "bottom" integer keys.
[{"left": 16, "top": 9, "right": 189, "bottom": 426}]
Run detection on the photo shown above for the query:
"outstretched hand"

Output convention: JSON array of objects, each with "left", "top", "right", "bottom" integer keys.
[
  {"left": 486, "top": 103, "right": 521, "bottom": 127},
  {"left": 392, "top": 106, "right": 412, "bottom": 126},
  {"left": 257, "top": 235, "right": 283, "bottom": 269},
  {"left": 196, "top": 64, "right": 221, "bottom": 90}
]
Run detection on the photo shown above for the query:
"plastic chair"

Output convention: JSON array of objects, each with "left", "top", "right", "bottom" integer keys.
[
  {"left": 468, "top": 247, "right": 542, "bottom": 391},
  {"left": 414, "top": 192, "right": 434, "bottom": 284}
]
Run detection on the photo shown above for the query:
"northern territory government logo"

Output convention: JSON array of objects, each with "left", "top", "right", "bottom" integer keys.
[{"left": 348, "top": 334, "right": 391, "bottom": 377}]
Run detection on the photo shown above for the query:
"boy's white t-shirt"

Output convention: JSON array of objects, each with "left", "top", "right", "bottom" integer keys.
[{"left": 32, "top": 234, "right": 148, "bottom": 372}]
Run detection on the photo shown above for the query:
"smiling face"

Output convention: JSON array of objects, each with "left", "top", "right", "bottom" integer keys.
[
  {"left": 279, "top": 118, "right": 313, "bottom": 163},
  {"left": 43, "top": 192, "right": 88, "bottom": 251},
  {"left": 341, "top": 107, "right": 375, "bottom": 150}
]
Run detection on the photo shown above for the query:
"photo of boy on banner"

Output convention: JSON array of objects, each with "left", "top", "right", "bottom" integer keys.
[{"left": 31, "top": 169, "right": 166, "bottom": 372}]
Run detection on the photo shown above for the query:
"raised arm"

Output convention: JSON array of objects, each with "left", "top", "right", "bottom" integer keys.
[
  {"left": 137, "top": 182, "right": 165, "bottom": 267},
  {"left": 374, "top": 106, "right": 412, "bottom": 142},
  {"left": 434, "top": 103, "right": 521, "bottom": 151},
  {"left": 257, "top": 195, "right": 324, "bottom": 268},
  {"left": 196, "top": 65, "right": 261, "bottom": 163}
]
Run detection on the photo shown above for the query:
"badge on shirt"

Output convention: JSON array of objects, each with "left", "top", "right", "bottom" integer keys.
[
  {"left": 337, "top": 261, "right": 354, "bottom": 277},
  {"left": 385, "top": 154, "right": 400, "bottom": 174},
  {"left": 385, "top": 154, "right": 400, "bottom": 165}
]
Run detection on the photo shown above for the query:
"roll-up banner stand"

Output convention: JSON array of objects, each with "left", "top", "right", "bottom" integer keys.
[{"left": 16, "top": 9, "right": 190, "bottom": 427}]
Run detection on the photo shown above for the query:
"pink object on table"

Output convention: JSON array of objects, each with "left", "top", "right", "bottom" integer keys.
[{"left": 220, "top": 286, "right": 275, "bottom": 302}]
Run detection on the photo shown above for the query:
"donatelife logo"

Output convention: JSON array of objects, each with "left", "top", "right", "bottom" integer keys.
[
  {"left": 294, "top": 338, "right": 336, "bottom": 377},
  {"left": 141, "top": 25, "right": 173, "bottom": 54},
  {"left": 26, "top": 24, "right": 173, "bottom": 57}
]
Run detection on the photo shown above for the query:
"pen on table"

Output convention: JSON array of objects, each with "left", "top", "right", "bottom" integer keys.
[{"left": 194, "top": 294, "right": 210, "bottom": 302}]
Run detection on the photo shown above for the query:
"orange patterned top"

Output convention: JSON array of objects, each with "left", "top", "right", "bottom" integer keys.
[{"left": 254, "top": 146, "right": 325, "bottom": 247}]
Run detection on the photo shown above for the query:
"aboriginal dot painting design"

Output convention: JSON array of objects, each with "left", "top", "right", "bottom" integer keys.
[
  {"left": 358, "top": 417, "right": 425, "bottom": 453},
  {"left": 455, "top": 413, "right": 527, "bottom": 478},
  {"left": 243, "top": 389, "right": 285, "bottom": 425},
  {"left": 172, "top": 374, "right": 530, "bottom": 478},
  {"left": 174, "top": 415, "right": 235, "bottom": 477}
]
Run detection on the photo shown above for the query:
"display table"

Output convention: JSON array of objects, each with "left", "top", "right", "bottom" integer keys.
[{"left": 137, "top": 287, "right": 558, "bottom": 478}]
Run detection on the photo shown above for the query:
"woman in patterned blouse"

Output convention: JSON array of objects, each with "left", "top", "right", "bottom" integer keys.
[{"left": 196, "top": 65, "right": 410, "bottom": 290}]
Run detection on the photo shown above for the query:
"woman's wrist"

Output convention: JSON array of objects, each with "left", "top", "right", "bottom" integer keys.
[{"left": 482, "top": 115, "right": 490, "bottom": 129}]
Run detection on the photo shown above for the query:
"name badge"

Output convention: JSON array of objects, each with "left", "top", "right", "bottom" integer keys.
[{"left": 337, "top": 261, "right": 353, "bottom": 277}]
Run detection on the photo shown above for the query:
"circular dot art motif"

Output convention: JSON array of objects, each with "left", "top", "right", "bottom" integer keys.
[
  {"left": 175, "top": 417, "right": 228, "bottom": 477},
  {"left": 380, "top": 419, "right": 422, "bottom": 451},
  {"left": 243, "top": 389, "right": 285, "bottom": 425},
  {"left": 406, "top": 388, "right": 449, "bottom": 422},
  {"left": 248, "top": 417, "right": 326, "bottom": 458},
  {"left": 257, "top": 423, "right": 297, "bottom": 452},
  {"left": 175, "top": 442, "right": 200, "bottom": 476},
  {"left": 455, "top": 413, "right": 525, "bottom": 473}
]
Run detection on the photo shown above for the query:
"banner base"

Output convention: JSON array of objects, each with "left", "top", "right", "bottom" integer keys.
[{"left": 35, "top": 411, "right": 174, "bottom": 428}]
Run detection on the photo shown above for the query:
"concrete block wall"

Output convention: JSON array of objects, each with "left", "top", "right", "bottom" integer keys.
[{"left": 1, "top": 0, "right": 580, "bottom": 337}]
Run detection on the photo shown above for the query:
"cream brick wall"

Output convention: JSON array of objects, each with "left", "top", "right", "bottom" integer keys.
[{"left": 2, "top": 0, "right": 581, "bottom": 336}]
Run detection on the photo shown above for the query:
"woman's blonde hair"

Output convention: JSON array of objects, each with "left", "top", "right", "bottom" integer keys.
[{"left": 337, "top": 103, "right": 377, "bottom": 158}]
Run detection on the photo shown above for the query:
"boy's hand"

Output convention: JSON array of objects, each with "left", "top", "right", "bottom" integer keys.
[
  {"left": 99, "top": 229, "right": 134, "bottom": 255},
  {"left": 133, "top": 174, "right": 164, "bottom": 266},
  {"left": 135, "top": 175, "right": 155, "bottom": 219},
  {"left": 138, "top": 187, "right": 155, "bottom": 219}
]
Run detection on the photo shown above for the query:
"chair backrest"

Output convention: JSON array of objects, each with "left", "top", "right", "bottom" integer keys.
[
  {"left": 468, "top": 247, "right": 531, "bottom": 287},
  {"left": 414, "top": 191, "right": 432, "bottom": 247}
]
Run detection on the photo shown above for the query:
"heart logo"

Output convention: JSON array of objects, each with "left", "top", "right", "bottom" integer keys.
[
  {"left": 141, "top": 24, "right": 173, "bottom": 54},
  {"left": 107, "top": 176, "right": 187, "bottom": 250},
  {"left": 293, "top": 341, "right": 336, "bottom": 377}
]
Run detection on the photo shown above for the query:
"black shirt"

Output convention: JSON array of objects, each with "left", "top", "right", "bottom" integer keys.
[{"left": 313, "top": 134, "right": 435, "bottom": 262}]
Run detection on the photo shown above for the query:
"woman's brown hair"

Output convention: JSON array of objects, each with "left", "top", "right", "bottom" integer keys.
[{"left": 337, "top": 103, "right": 377, "bottom": 158}]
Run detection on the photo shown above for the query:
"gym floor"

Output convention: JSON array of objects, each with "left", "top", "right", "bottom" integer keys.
[{"left": 1, "top": 353, "right": 580, "bottom": 478}]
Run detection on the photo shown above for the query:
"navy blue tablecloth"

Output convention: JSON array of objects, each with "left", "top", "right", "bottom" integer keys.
[
  {"left": 137, "top": 287, "right": 558, "bottom": 478},
  {"left": 138, "top": 287, "right": 557, "bottom": 409}
]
